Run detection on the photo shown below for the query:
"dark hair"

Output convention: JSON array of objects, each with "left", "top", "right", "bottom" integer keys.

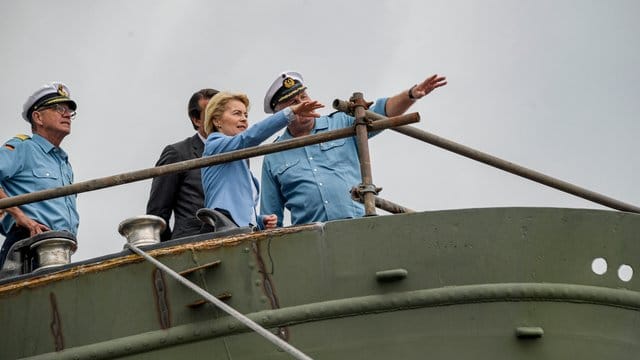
[{"left": 187, "top": 88, "right": 219, "bottom": 130}]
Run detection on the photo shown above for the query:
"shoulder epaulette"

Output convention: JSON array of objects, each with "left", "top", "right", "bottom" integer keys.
[
  {"left": 14, "top": 134, "right": 31, "bottom": 141},
  {"left": 327, "top": 111, "right": 341, "bottom": 118},
  {"left": 3, "top": 134, "right": 30, "bottom": 150}
]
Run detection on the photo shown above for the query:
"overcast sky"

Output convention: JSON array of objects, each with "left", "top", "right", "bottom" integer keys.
[{"left": 1, "top": 0, "right": 638, "bottom": 261}]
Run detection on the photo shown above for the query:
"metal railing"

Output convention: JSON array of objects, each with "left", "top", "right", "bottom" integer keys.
[
  {"left": 334, "top": 98, "right": 640, "bottom": 214},
  {"left": 0, "top": 111, "right": 418, "bottom": 210},
  {"left": 1, "top": 94, "right": 638, "bottom": 214}
]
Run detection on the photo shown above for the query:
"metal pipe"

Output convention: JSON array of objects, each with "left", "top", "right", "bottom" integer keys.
[
  {"left": 125, "top": 242, "right": 314, "bottom": 360},
  {"left": 352, "top": 93, "right": 377, "bottom": 216},
  {"left": 0, "top": 113, "right": 419, "bottom": 210},
  {"left": 373, "top": 196, "right": 415, "bottom": 214},
  {"left": 351, "top": 189, "right": 414, "bottom": 214},
  {"left": 333, "top": 99, "right": 640, "bottom": 214}
]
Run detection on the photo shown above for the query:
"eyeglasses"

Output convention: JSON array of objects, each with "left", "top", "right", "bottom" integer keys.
[
  {"left": 275, "top": 92, "right": 311, "bottom": 111},
  {"left": 38, "top": 104, "right": 77, "bottom": 119}
]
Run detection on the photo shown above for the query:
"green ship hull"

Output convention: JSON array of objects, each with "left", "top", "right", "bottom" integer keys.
[{"left": 1, "top": 207, "right": 638, "bottom": 359}]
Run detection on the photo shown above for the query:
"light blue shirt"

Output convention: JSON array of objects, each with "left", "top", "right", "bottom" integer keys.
[
  {"left": 260, "top": 98, "right": 387, "bottom": 227},
  {"left": 202, "top": 108, "right": 292, "bottom": 229},
  {"left": 0, "top": 134, "right": 79, "bottom": 235}
]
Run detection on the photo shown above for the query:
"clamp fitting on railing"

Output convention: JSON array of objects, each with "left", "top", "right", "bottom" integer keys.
[
  {"left": 354, "top": 116, "right": 374, "bottom": 129},
  {"left": 342, "top": 94, "right": 374, "bottom": 116},
  {"left": 352, "top": 184, "right": 381, "bottom": 199}
]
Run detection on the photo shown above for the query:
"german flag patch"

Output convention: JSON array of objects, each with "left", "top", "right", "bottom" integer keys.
[{"left": 3, "top": 134, "right": 29, "bottom": 150}]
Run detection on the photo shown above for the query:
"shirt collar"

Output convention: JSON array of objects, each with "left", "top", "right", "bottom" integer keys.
[
  {"left": 278, "top": 116, "right": 328, "bottom": 141},
  {"left": 314, "top": 116, "right": 329, "bottom": 131},
  {"left": 32, "top": 133, "right": 55, "bottom": 153},
  {"left": 197, "top": 132, "right": 206, "bottom": 143},
  {"left": 32, "top": 133, "right": 68, "bottom": 159}
]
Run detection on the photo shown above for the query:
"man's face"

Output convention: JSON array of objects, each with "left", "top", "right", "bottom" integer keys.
[
  {"left": 193, "top": 97, "right": 211, "bottom": 135},
  {"left": 274, "top": 91, "right": 316, "bottom": 136},
  {"left": 33, "top": 103, "right": 75, "bottom": 138}
]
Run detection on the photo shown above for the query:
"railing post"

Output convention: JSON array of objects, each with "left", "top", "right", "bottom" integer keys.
[{"left": 351, "top": 92, "right": 377, "bottom": 216}]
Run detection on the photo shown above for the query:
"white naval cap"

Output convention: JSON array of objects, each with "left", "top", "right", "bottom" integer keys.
[
  {"left": 263, "top": 71, "right": 307, "bottom": 114},
  {"left": 22, "top": 82, "right": 77, "bottom": 122}
]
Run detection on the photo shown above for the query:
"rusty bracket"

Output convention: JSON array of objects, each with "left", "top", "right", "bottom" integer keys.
[
  {"left": 178, "top": 259, "right": 221, "bottom": 277},
  {"left": 186, "top": 292, "right": 232, "bottom": 309},
  {"left": 351, "top": 184, "right": 382, "bottom": 201},
  {"left": 341, "top": 94, "right": 374, "bottom": 116},
  {"left": 354, "top": 116, "right": 374, "bottom": 128}
]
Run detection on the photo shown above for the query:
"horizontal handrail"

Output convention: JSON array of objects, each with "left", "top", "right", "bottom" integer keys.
[
  {"left": 0, "top": 113, "right": 419, "bottom": 210},
  {"left": 333, "top": 99, "right": 640, "bottom": 214}
]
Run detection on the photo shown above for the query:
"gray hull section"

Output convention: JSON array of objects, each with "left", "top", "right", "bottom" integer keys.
[{"left": 1, "top": 208, "right": 638, "bottom": 359}]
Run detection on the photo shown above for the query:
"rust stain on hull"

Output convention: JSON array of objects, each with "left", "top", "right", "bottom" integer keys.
[
  {"left": 253, "top": 239, "right": 290, "bottom": 341},
  {"left": 153, "top": 269, "right": 171, "bottom": 329},
  {"left": 49, "top": 292, "right": 64, "bottom": 351}
]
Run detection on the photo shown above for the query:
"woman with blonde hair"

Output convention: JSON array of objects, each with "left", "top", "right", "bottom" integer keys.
[{"left": 201, "top": 92, "right": 322, "bottom": 229}]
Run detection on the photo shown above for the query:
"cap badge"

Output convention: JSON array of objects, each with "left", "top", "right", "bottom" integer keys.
[
  {"left": 282, "top": 77, "right": 296, "bottom": 89},
  {"left": 57, "top": 84, "right": 68, "bottom": 97}
]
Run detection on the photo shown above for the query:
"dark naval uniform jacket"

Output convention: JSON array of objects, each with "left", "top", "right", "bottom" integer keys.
[{"left": 146, "top": 134, "right": 204, "bottom": 241}]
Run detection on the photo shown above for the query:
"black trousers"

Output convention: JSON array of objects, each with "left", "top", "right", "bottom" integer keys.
[{"left": 0, "top": 226, "right": 30, "bottom": 270}]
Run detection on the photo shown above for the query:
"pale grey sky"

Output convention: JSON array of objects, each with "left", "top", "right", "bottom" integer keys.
[{"left": 1, "top": 0, "right": 638, "bottom": 260}]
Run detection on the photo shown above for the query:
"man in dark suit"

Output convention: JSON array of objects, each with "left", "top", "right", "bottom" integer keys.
[{"left": 146, "top": 88, "right": 218, "bottom": 241}]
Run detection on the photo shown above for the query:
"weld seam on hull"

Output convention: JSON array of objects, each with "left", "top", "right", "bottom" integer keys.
[{"left": 24, "top": 282, "right": 640, "bottom": 360}]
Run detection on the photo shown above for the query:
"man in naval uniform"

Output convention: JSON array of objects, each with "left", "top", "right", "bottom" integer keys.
[
  {"left": 260, "top": 71, "right": 447, "bottom": 227},
  {"left": 146, "top": 88, "right": 219, "bottom": 241},
  {"left": 0, "top": 82, "right": 80, "bottom": 268}
]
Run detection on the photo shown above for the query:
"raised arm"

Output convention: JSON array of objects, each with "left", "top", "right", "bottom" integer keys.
[
  {"left": 204, "top": 101, "right": 324, "bottom": 155},
  {"left": 384, "top": 74, "right": 447, "bottom": 117}
]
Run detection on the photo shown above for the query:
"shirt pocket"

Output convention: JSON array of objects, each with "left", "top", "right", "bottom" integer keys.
[
  {"left": 276, "top": 159, "right": 300, "bottom": 175},
  {"left": 319, "top": 138, "right": 350, "bottom": 167},
  {"left": 319, "top": 139, "right": 346, "bottom": 151},
  {"left": 32, "top": 168, "right": 60, "bottom": 187},
  {"left": 274, "top": 159, "right": 311, "bottom": 186}
]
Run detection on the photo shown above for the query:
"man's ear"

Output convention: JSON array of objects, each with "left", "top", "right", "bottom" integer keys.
[{"left": 31, "top": 111, "right": 43, "bottom": 127}]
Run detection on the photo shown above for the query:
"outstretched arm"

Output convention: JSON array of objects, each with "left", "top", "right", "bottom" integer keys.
[
  {"left": 204, "top": 101, "right": 324, "bottom": 155},
  {"left": 384, "top": 74, "right": 447, "bottom": 117},
  {"left": 290, "top": 100, "right": 324, "bottom": 118}
]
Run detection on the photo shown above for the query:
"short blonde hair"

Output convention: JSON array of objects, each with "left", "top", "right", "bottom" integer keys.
[{"left": 203, "top": 92, "right": 250, "bottom": 136}]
